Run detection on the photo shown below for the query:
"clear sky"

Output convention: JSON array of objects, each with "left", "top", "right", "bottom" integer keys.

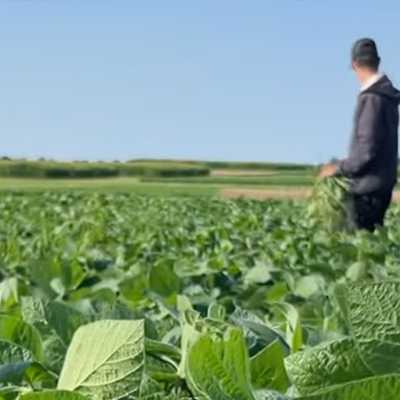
[{"left": 1, "top": 1, "right": 399, "bottom": 164}]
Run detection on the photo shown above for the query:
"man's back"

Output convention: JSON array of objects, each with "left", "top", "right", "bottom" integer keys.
[{"left": 341, "top": 75, "right": 400, "bottom": 194}]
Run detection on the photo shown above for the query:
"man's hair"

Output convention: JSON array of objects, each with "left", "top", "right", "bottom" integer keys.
[
  {"left": 355, "top": 56, "right": 381, "bottom": 71},
  {"left": 352, "top": 38, "right": 381, "bottom": 71}
]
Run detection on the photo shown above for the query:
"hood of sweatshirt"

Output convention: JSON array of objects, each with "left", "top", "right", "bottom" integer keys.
[{"left": 365, "top": 75, "right": 400, "bottom": 105}]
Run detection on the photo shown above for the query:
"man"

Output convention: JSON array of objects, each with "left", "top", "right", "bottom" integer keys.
[{"left": 320, "top": 38, "right": 400, "bottom": 231}]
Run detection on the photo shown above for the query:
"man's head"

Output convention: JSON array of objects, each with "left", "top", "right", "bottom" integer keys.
[{"left": 351, "top": 38, "right": 380, "bottom": 82}]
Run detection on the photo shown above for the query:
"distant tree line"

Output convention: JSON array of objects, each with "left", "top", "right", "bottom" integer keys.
[{"left": 0, "top": 158, "right": 210, "bottom": 179}]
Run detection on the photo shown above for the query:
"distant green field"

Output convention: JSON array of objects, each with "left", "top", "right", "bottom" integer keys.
[{"left": 0, "top": 177, "right": 217, "bottom": 196}]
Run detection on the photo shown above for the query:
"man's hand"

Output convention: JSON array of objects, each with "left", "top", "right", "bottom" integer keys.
[{"left": 319, "top": 163, "right": 338, "bottom": 178}]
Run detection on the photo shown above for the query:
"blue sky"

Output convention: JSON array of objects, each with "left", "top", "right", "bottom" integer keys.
[{"left": 1, "top": 1, "right": 399, "bottom": 164}]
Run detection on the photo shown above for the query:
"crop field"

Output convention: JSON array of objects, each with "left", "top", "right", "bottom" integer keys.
[{"left": 1, "top": 191, "right": 400, "bottom": 399}]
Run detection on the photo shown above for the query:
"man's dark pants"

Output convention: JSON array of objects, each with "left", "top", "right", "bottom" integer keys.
[{"left": 345, "top": 190, "right": 393, "bottom": 231}]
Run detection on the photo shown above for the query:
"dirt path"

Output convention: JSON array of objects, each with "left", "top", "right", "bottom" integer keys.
[
  {"left": 211, "top": 169, "right": 276, "bottom": 177},
  {"left": 221, "top": 187, "right": 400, "bottom": 202},
  {"left": 221, "top": 187, "right": 311, "bottom": 200}
]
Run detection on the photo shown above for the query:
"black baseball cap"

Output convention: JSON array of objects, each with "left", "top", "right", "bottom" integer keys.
[{"left": 351, "top": 38, "right": 380, "bottom": 66}]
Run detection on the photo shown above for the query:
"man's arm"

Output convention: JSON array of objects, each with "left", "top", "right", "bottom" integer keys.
[{"left": 337, "top": 93, "right": 383, "bottom": 178}]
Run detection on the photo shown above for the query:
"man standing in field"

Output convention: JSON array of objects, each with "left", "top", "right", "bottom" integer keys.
[{"left": 320, "top": 38, "right": 400, "bottom": 231}]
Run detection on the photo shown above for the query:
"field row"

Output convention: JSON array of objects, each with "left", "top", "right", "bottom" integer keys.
[{"left": 1, "top": 193, "right": 400, "bottom": 398}]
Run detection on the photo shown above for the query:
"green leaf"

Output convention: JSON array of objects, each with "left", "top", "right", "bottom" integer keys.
[
  {"left": 285, "top": 338, "right": 371, "bottom": 395},
  {"left": 149, "top": 261, "right": 180, "bottom": 297},
  {"left": 176, "top": 295, "right": 194, "bottom": 315},
  {"left": 250, "top": 340, "right": 289, "bottom": 392},
  {"left": 254, "top": 390, "right": 290, "bottom": 400},
  {"left": 185, "top": 327, "right": 255, "bottom": 400},
  {"left": 336, "top": 282, "right": 400, "bottom": 374},
  {"left": 293, "top": 275, "right": 325, "bottom": 299},
  {"left": 298, "top": 374, "right": 400, "bottom": 400},
  {"left": 0, "top": 362, "right": 55, "bottom": 388},
  {"left": 55, "top": 259, "right": 87, "bottom": 294},
  {"left": 275, "top": 303, "right": 303, "bottom": 353},
  {"left": 0, "top": 343, "right": 30, "bottom": 365},
  {"left": 345, "top": 262, "right": 367, "bottom": 282},
  {"left": 139, "top": 373, "right": 190, "bottom": 400},
  {"left": 19, "top": 391, "right": 89, "bottom": 400},
  {"left": 0, "top": 278, "right": 20, "bottom": 311},
  {"left": 207, "top": 303, "right": 226, "bottom": 321},
  {"left": 41, "top": 334, "right": 66, "bottom": 374},
  {"left": 58, "top": 319, "right": 145, "bottom": 399},
  {"left": 21, "top": 297, "right": 47, "bottom": 328},
  {"left": 244, "top": 263, "right": 272, "bottom": 286},
  {"left": 0, "top": 315, "right": 43, "bottom": 363},
  {"left": 120, "top": 274, "right": 148, "bottom": 304},
  {"left": 230, "top": 308, "right": 289, "bottom": 357},
  {"left": 177, "top": 311, "right": 201, "bottom": 379},
  {"left": 30, "top": 258, "right": 86, "bottom": 298},
  {"left": 266, "top": 282, "right": 289, "bottom": 303},
  {"left": 45, "top": 301, "right": 87, "bottom": 345},
  {"left": 23, "top": 362, "right": 57, "bottom": 388},
  {"left": 145, "top": 338, "right": 181, "bottom": 369},
  {"left": 0, "top": 387, "right": 20, "bottom": 400}
]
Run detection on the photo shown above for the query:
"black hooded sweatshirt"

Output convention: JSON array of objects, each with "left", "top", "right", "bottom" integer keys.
[{"left": 338, "top": 75, "right": 400, "bottom": 194}]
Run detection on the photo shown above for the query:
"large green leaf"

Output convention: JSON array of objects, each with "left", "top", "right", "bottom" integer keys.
[
  {"left": 287, "top": 282, "right": 400, "bottom": 397},
  {"left": 299, "top": 374, "right": 400, "bottom": 400},
  {"left": 58, "top": 319, "right": 145, "bottom": 399},
  {"left": 250, "top": 340, "right": 289, "bottom": 392},
  {"left": 19, "top": 391, "right": 89, "bottom": 400},
  {"left": 185, "top": 327, "right": 255, "bottom": 400},
  {"left": 336, "top": 282, "right": 400, "bottom": 374},
  {"left": 0, "top": 315, "right": 43, "bottom": 363},
  {"left": 285, "top": 337, "right": 371, "bottom": 395}
]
